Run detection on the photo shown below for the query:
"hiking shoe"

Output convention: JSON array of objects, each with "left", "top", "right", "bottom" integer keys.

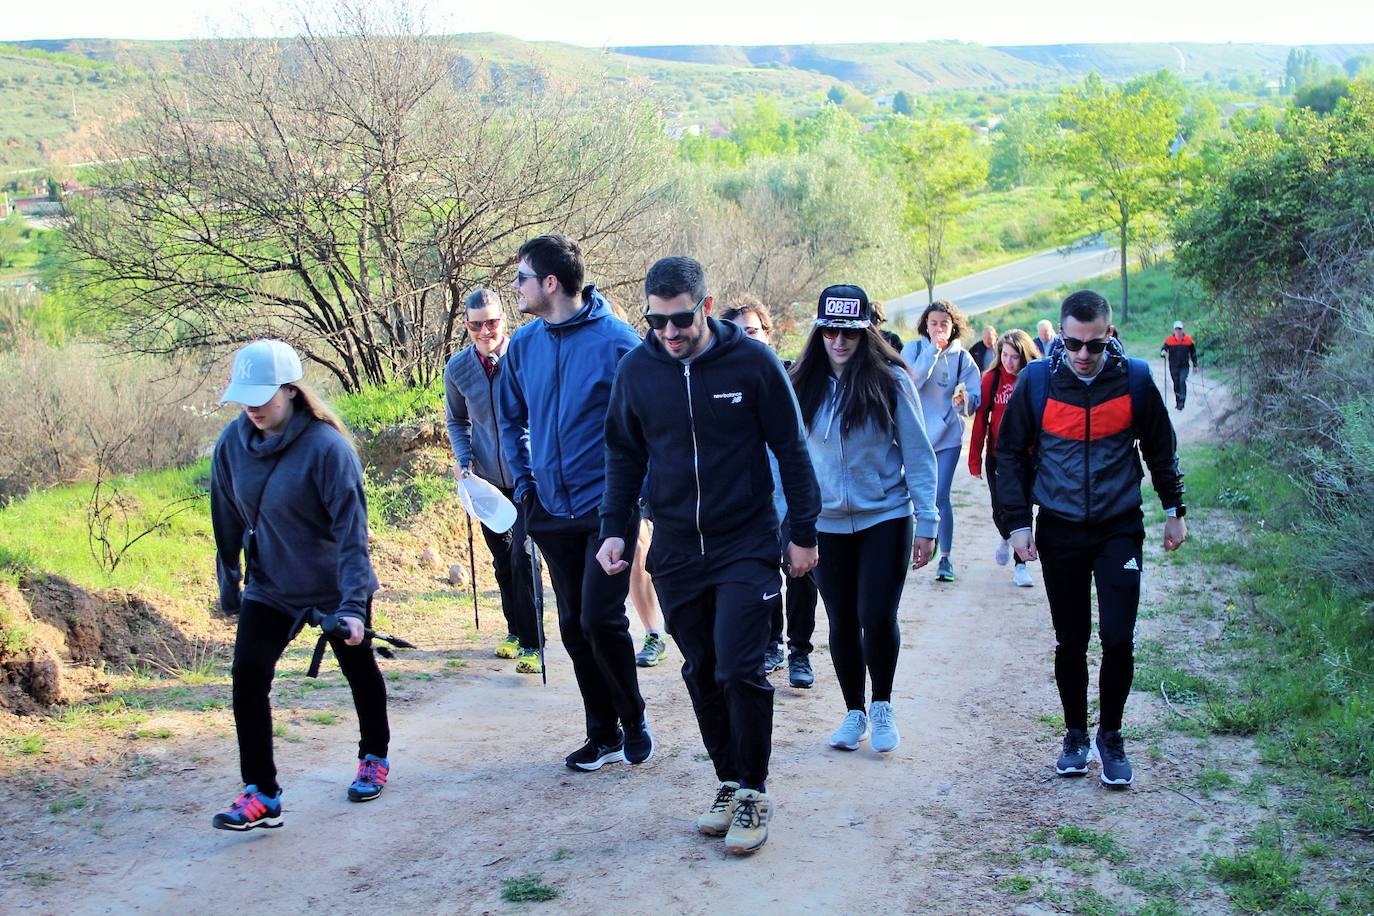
[
  {"left": 624, "top": 717, "right": 655, "bottom": 766},
  {"left": 348, "top": 754, "right": 389, "bottom": 802},
  {"left": 828, "top": 709, "right": 869, "bottom": 750},
  {"left": 1096, "top": 729, "right": 1134, "bottom": 787},
  {"left": 936, "top": 556, "right": 955, "bottom": 581},
  {"left": 697, "top": 781, "right": 740, "bottom": 836},
  {"left": 994, "top": 538, "right": 1011, "bottom": 566},
  {"left": 565, "top": 735, "right": 625, "bottom": 772},
  {"left": 494, "top": 633, "right": 520, "bottom": 659},
  {"left": 635, "top": 633, "right": 668, "bottom": 667},
  {"left": 869, "top": 701, "right": 900, "bottom": 753},
  {"left": 1055, "top": 729, "right": 1091, "bottom": 776},
  {"left": 1013, "top": 563, "right": 1034, "bottom": 588},
  {"left": 787, "top": 653, "right": 814, "bottom": 689},
  {"left": 724, "top": 789, "right": 773, "bottom": 854},
  {"left": 514, "top": 647, "right": 543, "bottom": 675},
  {"left": 761, "top": 642, "right": 786, "bottom": 675},
  {"left": 212, "top": 785, "right": 282, "bottom": 831}
]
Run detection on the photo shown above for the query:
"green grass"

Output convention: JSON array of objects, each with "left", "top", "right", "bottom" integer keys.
[
  {"left": 1056, "top": 825, "right": 1131, "bottom": 865},
  {"left": 997, "top": 875, "right": 1035, "bottom": 896},
  {"left": 47, "top": 795, "right": 87, "bottom": 814},
  {"left": 499, "top": 873, "right": 559, "bottom": 902},
  {"left": 334, "top": 379, "right": 445, "bottom": 437},
  {"left": 0, "top": 460, "right": 215, "bottom": 599},
  {"left": 305, "top": 711, "right": 339, "bottom": 726}
]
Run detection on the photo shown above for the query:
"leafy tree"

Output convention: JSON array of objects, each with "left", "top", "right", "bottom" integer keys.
[
  {"left": 892, "top": 90, "right": 915, "bottom": 117},
  {"left": 1039, "top": 73, "right": 1186, "bottom": 322},
  {"left": 0, "top": 213, "right": 25, "bottom": 269},
  {"left": 1296, "top": 78, "right": 1351, "bottom": 114},
  {"left": 1285, "top": 48, "right": 1328, "bottom": 93},
  {"left": 1345, "top": 55, "right": 1374, "bottom": 79},
  {"left": 987, "top": 103, "right": 1054, "bottom": 190},
  {"left": 826, "top": 85, "right": 849, "bottom": 106},
  {"left": 881, "top": 116, "right": 988, "bottom": 303}
]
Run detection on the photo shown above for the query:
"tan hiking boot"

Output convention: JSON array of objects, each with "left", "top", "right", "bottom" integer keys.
[
  {"left": 724, "top": 788, "right": 772, "bottom": 854},
  {"left": 696, "top": 781, "right": 740, "bottom": 836}
]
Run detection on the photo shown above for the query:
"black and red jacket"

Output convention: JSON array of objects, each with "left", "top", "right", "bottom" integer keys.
[{"left": 993, "top": 341, "right": 1184, "bottom": 531}]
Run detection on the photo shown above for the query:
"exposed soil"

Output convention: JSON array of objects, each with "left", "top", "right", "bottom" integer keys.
[{"left": 0, "top": 373, "right": 1281, "bottom": 914}]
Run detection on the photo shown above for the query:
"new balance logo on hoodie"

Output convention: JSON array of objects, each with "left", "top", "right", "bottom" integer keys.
[
  {"left": 1122, "top": 557, "right": 1139, "bottom": 571},
  {"left": 713, "top": 391, "right": 743, "bottom": 404}
]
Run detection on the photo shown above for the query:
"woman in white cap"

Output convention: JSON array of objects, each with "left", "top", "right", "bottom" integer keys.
[
  {"left": 791, "top": 285, "right": 939, "bottom": 754},
  {"left": 209, "top": 339, "right": 390, "bottom": 831}
]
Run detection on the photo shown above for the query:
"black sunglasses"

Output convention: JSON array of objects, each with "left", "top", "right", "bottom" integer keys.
[
  {"left": 820, "top": 327, "right": 863, "bottom": 340},
  {"left": 644, "top": 295, "right": 706, "bottom": 331},
  {"left": 1061, "top": 335, "right": 1109, "bottom": 354}
]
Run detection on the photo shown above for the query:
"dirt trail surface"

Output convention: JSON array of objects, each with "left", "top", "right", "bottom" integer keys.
[{"left": 3, "top": 373, "right": 1245, "bottom": 914}]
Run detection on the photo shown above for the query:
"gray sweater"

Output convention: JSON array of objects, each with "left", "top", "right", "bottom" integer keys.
[
  {"left": 804, "top": 368, "right": 940, "bottom": 538},
  {"left": 211, "top": 408, "right": 378, "bottom": 621},
  {"left": 444, "top": 344, "right": 515, "bottom": 489},
  {"left": 900, "top": 337, "right": 983, "bottom": 453}
]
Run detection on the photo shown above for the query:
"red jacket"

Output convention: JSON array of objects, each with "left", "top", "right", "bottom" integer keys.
[{"left": 968, "top": 366, "right": 1019, "bottom": 476}]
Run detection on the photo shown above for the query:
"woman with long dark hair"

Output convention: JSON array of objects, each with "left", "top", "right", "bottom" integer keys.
[
  {"left": 969, "top": 329, "right": 1040, "bottom": 588},
  {"left": 792, "top": 285, "right": 939, "bottom": 754},
  {"left": 210, "top": 339, "right": 390, "bottom": 831},
  {"left": 901, "top": 300, "right": 982, "bottom": 582}
]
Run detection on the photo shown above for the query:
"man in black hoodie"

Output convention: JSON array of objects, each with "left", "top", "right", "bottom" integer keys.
[{"left": 596, "top": 256, "right": 820, "bottom": 855}]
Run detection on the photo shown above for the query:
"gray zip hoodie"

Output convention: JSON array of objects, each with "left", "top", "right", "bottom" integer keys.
[
  {"left": 211, "top": 408, "right": 378, "bottom": 621},
  {"left": 804, "top": 368, "right": 940, "bottom": 538},
  {"left": 901, "top": 336, "right": 983, "bottom": 453}
]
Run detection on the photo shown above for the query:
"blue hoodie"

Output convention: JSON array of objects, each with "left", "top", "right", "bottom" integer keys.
[
  {"left": 498, "top": 286, "right": 642, "bottom": 518},
  {"left": 211, "top": 408, "right": 378, "bottom": 622}
]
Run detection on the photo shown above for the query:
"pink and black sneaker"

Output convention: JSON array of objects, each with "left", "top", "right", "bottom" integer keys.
[
  {"left": 348, "top": 754, "right": 389, "bottom": 802},
  {"left": 212, "top": 785, "right": 283, "bottom": 831}
]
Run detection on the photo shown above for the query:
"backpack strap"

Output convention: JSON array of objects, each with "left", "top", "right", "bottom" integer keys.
[
  {"left": 1124, "top": 357, "right": 1152, "bottom": 440},
  {"left": 1022, "top": 359, "right": 1052, "bottom": 424}
]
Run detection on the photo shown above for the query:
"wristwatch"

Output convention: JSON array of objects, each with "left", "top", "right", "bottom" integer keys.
[{"left": 1166, "top": 505, "right": 1187, "bottom": 519}]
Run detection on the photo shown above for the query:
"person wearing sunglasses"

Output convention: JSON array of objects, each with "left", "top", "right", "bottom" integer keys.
[
  {"left": 596, "top": 256, "right": 820, "bottom": 855},
  {"left": 497, "top": 234, "right": 654, "bottom": 773},
  {"left": 900, "top": 299, "right": 982, "bottom": 582},
  {"left": 443, "top": 288, "right": 542, "bottom": 674},
  {"left": 790, "top": 285, "right": 938, "bottom": 757},
  {"left": 995, "top": 289, "right": 1188, "bottom": 789}
]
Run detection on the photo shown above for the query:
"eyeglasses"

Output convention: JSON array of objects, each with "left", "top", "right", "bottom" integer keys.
[
  {"left": 1061, "top": 335, "right": 1110, "bottom": 354},
  {"left": 515, "top": 270, "right": 542, "bottom": 284},
  {"left": 820, "top": 327, "right": 863, "bottom": 341},
  {"left": 465, "top": 319, "right": 502, "bottom": 333},
  {"left": 643, "top": 295, "right": 706, "bottom": 331}
]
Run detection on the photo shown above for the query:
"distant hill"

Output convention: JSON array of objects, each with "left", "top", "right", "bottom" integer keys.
[{"left": 993, "top": 42, "right": 1374, "bottom": 80}]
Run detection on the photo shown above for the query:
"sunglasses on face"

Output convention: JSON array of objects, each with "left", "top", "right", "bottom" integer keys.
[
  {"left": 466, "top": 319, "right": 502, "bottom": 333},
  {"left": 1061, "top": 335, "right": 1110, "bottom": 354},
  {"left": 820, "top": 327, "right": 863, "bottom": 341},
  {"left": 515, "top": 270, "right": 542, "bottom": 284},
  {"left": 643, "top": 294, "right": 706, "bottom": 331}
]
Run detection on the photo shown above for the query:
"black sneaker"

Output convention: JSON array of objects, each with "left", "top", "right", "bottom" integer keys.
[
  {"left": 1055, "top": 728, "right": 1091, "bottom": 776},
  {"left": 761, "top": 642, "right": 785, "bottom": 675},
  {"left": 787, "top": 653, "right": 814, "bottom": 689},
  {"left": 564, "top": 735, "right": 625, "bottom": 772},
  {"left": 624, "top": 717, "right": 655, "bottom": 766},
  {"left": 1095, "top": 729, "right": 1134, "bottom": 787}
]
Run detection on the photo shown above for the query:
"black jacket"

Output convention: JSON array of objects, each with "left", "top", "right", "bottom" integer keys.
[
  {"left": 993, "top": 341, "right": 1184, "bottom": 531},
  {"left": 600, "top": 318, "right": 820, "bottom": 559}
]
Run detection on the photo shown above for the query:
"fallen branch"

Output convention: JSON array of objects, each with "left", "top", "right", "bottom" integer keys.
[
  {"left": 1165, "top": 786, "right": 1205, "bottom": 810},
  {"left": 1160, "top": 681, "right": 1193, "bottom": 719},
  {"left": 1244, "top": 593, "right": 1293, "bottom": 635}
]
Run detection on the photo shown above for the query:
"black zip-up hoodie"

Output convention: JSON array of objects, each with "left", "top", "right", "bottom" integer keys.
[
  {"left": 994, "top": 339, "right": 1184, "bottom": 532},
  {"left": 599, "top": 318, "right": 820, "bottom": 559}
]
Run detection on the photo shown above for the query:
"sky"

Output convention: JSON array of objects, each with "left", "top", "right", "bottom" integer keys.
[{"left": 5, "top": 0, "right": 1374, "bottom": 47}]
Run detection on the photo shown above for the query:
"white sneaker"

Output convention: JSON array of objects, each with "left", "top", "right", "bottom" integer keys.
[
  {"left": 994, "top": 538, "right": 1011, "bottom": 566},
  {"left": 828, "top": 710, "right": 869, "bottom": 750},
  {"left": 1013, "top": 563, "right": 1033, "bottom": 587},
  {"left": 869, "top": 701, "right": 900, "bottom": 753}
]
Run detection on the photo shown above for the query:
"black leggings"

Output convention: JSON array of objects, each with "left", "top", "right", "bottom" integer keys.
[
  {"left": 814, "top": 515, "right": 914, "bottom": 711},
  {"left": 232, "top": 599, "right": 389, "bottom": 797},
  {"left": 1036, "top": 512, "right": 1144, "bottom": 732},
  {"left": 479, "top": 485, "right": 540, "bottom": 649}
]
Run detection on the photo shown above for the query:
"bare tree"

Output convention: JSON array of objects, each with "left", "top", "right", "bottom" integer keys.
[{"left": 65, "top": 1, "right": 674, "bottom": 391}]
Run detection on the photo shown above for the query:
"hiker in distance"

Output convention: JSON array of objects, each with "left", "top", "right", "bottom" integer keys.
[
  {"left": 210, "top": 340, "right": 390, "bottom": 831},
  {"left": 789, "top": 285, "right": 938, "bottom": 755},
  {"left": 1160, "top": 320, "right": 1199, "bottom": 411},
  {"left": 497, "top": 234, "right": 653, "bottom": 772},
  {"left": 995, "top": 290, "right": 1188, "bottom": 788},
  {"left": 444, "top": 289, "right": 542, "bottom": 674},
  {"left": 596, "top": 256, "right": 821, "bottom": 855}
]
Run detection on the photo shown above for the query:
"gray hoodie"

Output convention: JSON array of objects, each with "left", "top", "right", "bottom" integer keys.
[
  {"left": 804, "top": 368, "right": 940, "bottom": 538},
  {"left": 211, "top": 408, "right": 378, "bottom": 621},
  {"left": 900, "top": 336, "right": 983, "bottom": 453}
]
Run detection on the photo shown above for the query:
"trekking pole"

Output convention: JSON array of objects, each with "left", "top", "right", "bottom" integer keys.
[
  {"left": 466, "top": 513, "right": 480, "bottom": 631},
  {"left": 296, "top": 608, "right": 418, "bottom": 678},
  {"left": 526, "top": 535, "right": 548, "bottom": 686}
]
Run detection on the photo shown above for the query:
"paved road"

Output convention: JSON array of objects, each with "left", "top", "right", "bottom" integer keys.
[{"left": 886, "top": 237, "right": 1118, "bottom": 319}]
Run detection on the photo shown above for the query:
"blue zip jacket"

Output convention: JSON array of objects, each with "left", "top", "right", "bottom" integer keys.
[
  {"left": 444, "top": 344, "right": 515, "bottom": 489},
  {"left": 210, "top": 408, "right": 378, "bottom": 622},
  {"left": 498, "top": 286, "right": 641, "bottom": 518}
]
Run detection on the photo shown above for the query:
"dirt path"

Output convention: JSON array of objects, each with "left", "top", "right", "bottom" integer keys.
[{"left": 3, "top": 373, "right": 1249, "bottom": 914}]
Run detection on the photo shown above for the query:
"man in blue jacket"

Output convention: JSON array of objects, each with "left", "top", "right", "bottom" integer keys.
[
  {"left": 444, "top": 288, "right": 540, "bottom": 673},
  {"left": 596, "top": 256, "right": 820, "bottom": 855},
  {"left": 497, "top": 234, "right": 652, "bottom": 771}
]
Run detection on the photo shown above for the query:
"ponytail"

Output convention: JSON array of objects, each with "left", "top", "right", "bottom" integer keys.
[{"left": 287, "top": 383, "right": 358, "bottom": 454}]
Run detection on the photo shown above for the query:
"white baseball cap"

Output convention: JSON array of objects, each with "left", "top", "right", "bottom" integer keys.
[
  {"left": 219, "top": 339, "right": 304, "bottom": 407},
  {"left": 1173, "top": 321, "right": 1184, "bottom": 329}
]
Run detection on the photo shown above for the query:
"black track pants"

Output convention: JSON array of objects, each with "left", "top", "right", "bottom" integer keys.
[{"left": 477, "top": 486, "right": 540, "bottom": 650}]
